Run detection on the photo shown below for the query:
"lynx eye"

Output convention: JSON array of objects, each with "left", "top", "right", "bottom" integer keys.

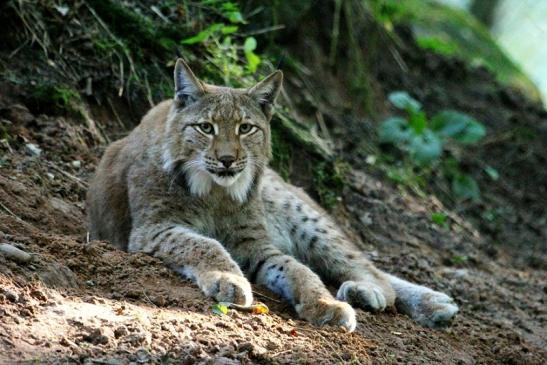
[
  {"left": 197, "top": 123, "right": 214, "bottom": 135},
  {"left": 238, "top": 123, "right": 254, "bottom": 135}
]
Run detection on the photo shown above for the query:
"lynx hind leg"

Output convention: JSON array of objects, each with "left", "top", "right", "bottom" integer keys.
[
  {"left": 388, "top": 274, "right": 458, "bottom": 327},
  {"left": 262, "top": 169, "right": 395, "bottom": 312}
]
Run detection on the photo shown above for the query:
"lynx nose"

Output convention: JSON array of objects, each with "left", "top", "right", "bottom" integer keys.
[{"left": 219, "top": 155, "right": 236, "bottom": 168}]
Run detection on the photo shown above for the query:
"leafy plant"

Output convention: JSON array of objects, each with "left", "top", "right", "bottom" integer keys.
[
  {"left": 451, "top": 255, "right": 468, "bottom": 265},
  {"left": 431, "top": 212, "right": 448, "bottom": 228},
  {"left": 379, "top": 91, "right": 486, "bottom": 200},
  {"left": 181, "top": 1, "right": 261, "bottom": 84},
  {"left": 416, "top": 36, "right": 459, "bottom": 56}
]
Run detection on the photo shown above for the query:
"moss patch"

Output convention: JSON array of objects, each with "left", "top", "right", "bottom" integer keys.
[{"left": 313, "top": 160, "right": 350, "bottom": 209}]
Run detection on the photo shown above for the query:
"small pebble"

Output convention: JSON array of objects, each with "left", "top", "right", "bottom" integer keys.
[{"left": 25, "top": 143, "right": 42, "bottom": 157}]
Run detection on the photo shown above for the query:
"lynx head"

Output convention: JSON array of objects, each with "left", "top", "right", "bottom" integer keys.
[{"left": 162, "top": 58, "right": 283, "bottom": 203}]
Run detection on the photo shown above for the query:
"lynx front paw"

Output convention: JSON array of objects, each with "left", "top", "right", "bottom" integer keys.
[
  {"left": 200, "top": 271, "right": 253, "bottom": 307},
  {"left": 337, "top": 280, "right": 393, "bottom": 312},
  {"left": 296, "top": 298, "right": 357, "bottom": 332}
]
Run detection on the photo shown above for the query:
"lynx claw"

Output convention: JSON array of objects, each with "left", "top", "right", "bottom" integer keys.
[
  {"left": 200, "top": 271, "right": 253, "bottom": 307},
  {"left": 297, "top": 298, "right": 357, "bottom": 332}
]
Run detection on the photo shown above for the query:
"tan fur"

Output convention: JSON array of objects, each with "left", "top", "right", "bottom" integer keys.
[{"left": 87, "top": 59, "right": 458, "bottom": 331}]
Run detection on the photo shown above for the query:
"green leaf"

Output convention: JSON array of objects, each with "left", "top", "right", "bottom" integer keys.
[
  {"left": 181, "top": 23, "right": 223, "bottom": 45},
  {"left": 431, "top": 110, "right": 486, "bottom": 143},
  {"left": 228, "top": 11, "right": 245, "bottom": 24},
  {"left": 211, "top": 303, "right": 229, "bottom": 315},
  {"left": 431, "top": 212, "right": 447, "bottom": 227},
  {"left": 408, "top": 110, "right": 427, "bottom": 134},
  {"left": 221, "top": 25, "right": 239, "bottom": 34},
  {"left": 388, "top": 91, "right": 422, "bottom": 113},
  {"left": 181, "top": 30, "right": 210, "bottom": 45},
  {"left": 484, "top": 166, "right": 499, "bottom": 181},
  {"left": 243, "top": 37, "right": 260, "bottom": 73},
  {"left": 452, "top": 174, "right": 480, "bottom": 201},
  {"left": 455, "top": 120, "right": 486, "bottom": 144},
  {"left": 245, "top": 52, "right": 261, "bottom": 73},
  {"left": 417, "top": 36, "right": 458, "bottom": 56},
  {"left": 407, "top": 129, "right": 443, "bottom": 165},
  {"left": 386, "top": 169, "right": 407, "bottom": 184},
  {"left": 378, "top": 117, "right": 411, "bottom": 144},
  {"left": 451, "top": 255, "right": 468, "bottom": 265},
  {"left": 431, "top": 110, "right": 468, "bottom": 136},
  {"left": 244, "top": 37, "right": 257, "bottom": 52}
]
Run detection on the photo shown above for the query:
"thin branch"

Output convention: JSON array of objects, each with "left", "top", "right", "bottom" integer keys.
[
  {"left": 46, "top": 161, "right": 89, "bottom": 189},
  {"left": 252, "top": 290, "right": 281, "bottom": 303},
  {"left": 0, "top": 201, "right": 25, "bottom": 223}
]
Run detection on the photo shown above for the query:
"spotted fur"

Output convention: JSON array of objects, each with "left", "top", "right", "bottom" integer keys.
[{"left": 87, "top": 59, "right": 458, "bottom": 331}]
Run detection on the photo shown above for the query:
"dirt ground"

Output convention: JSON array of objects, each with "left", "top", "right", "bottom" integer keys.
[
  {"left": 1, "top": 15, "right": 547, "bottom": 363},
  {"left": 1, "top": 78, "right": 546, "bottom": 365}
]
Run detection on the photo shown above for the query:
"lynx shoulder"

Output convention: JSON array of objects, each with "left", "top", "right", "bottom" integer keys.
[{"left": 87, "top": 59, "right": 458, "bottom": 331}]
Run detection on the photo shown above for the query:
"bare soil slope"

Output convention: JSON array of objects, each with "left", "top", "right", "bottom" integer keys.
[{"left": 0, "top": 77, "right": 546, "bottom": 364}]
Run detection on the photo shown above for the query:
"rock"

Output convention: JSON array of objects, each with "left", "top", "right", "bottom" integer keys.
[
  {"left": 38, "top": 262, "right": 79, "bottom": 288},
  {"left": 0, "top": 243, "right": 32, "bottom": 264},
  {"left": 114, "top": 326, "right": 128, "bottom": 338},
  {"left": 237, "top": 341, "right": 267, "bottom": 356},
  {"left": 25, "top": 143, "right": 42, "bottom": 157},
  {"left": 82, "top": 328, "right": 109, "bottom": 345},
  {"left": 212, "top": 357, "right": 241, "bottom": 365},
  {"left": 49, "top": 197, "right": 81, "bottom": 217},
  {"left": 440, "top": 268, "right": 469, "bottom": 279},
  {"left": 59, "top": 337, "right": 78, "bottom": 349},
  {"left": 7, "top": 104, "right": 34, "bottom": 124},
  {"left": 1, "top": 288, "right": 19, "bottom": 302},
  {"left": 359, "top": 212, "right": 373, "bottom": 225}
]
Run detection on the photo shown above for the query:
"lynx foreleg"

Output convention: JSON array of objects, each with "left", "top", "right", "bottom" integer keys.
[{"left": 130, "top": 223, "right": 253, "bottom": 306}]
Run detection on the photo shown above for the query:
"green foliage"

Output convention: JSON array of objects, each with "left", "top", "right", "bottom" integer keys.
[
  {"left": 431, "top": 212, "right": 448, "bottom": 228},
  {"left": 451, "top": 174, "right": 480, "bottom": 201},
  {"left": 379, "top": 91, "right": 487, "bottom": 201},
  {"left": 430, "top": 111, "right": 486, "bottom": 144},
  {"left": 450, "top": 255, "right": 468, "bottom": 265},
  {"left": 181, "top": 1, "right": 261, "bottom": 85},
  {"left": 416, "top": 36, "right": 459, "bottom": 56},
  {"left": 211, "top": 302, "right": 229, "bottom": 315},
  {"left": 31, "top": 84, "right": 83, "bottom": 115},
  {"left": 367, "top": 0, "right": 541, "bottom": 101},
  {"left": 313, "top": 160, "right": 350, "bottom": 209},
  {"left": 484, "top": 166, "right": 499, "bottom": 181}
]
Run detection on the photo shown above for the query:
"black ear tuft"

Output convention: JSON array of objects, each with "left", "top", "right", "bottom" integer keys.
[{"left": 174, "top": 58, "right": 204, "bottom": 107}]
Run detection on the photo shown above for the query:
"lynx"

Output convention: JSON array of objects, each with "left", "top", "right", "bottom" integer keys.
[{"left": 87, "top": 59, "right": 458, "bottom": 331}]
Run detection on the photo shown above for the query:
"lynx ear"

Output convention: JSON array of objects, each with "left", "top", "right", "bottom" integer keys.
[
  {"left": 174, "top": 58, "right": 204, "bottom": 107},
  {"left": 248, "top": 71, "right": 283, "bottom": 119}
]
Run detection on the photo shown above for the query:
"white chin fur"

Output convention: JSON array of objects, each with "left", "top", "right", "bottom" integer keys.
[
  {"left": 211, "top": 174, "right": 240, "bottom": 187},
  {"left": 183, "top": 161, "right": 254, "bottom": 203}
]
